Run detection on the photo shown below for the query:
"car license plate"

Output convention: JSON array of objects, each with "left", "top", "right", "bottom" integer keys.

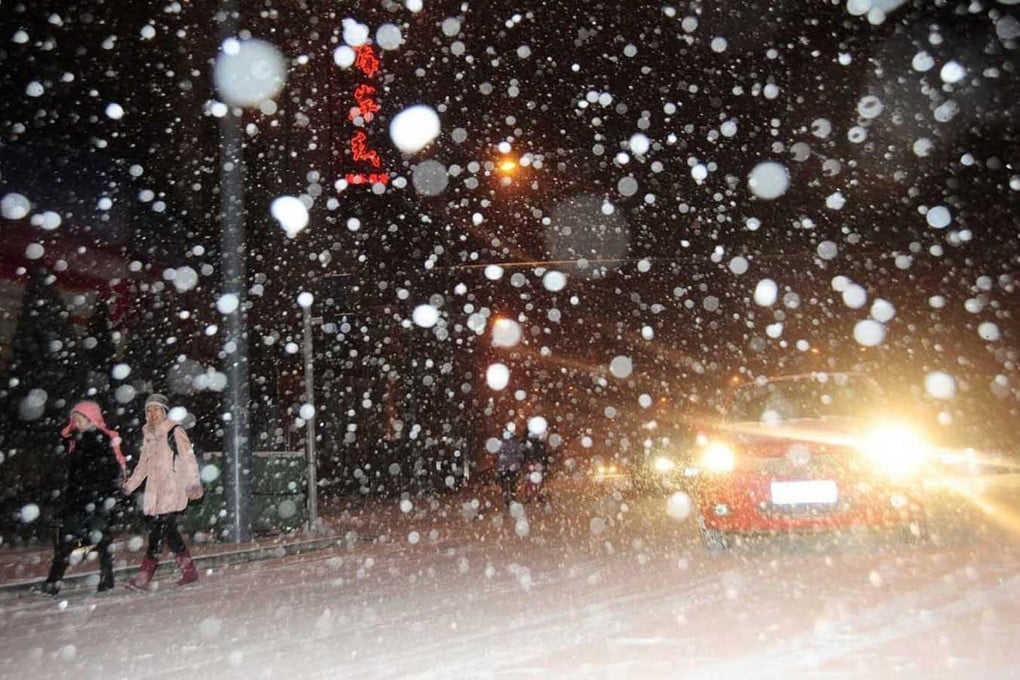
[{"left": 771, "top": 480, "right": 838, "bottom": 505}]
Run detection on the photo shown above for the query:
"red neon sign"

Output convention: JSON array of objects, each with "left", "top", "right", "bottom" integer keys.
[
  {"left": 350, "top": 131, "right": 381, "bottom": 168},
  {"left": 349, "top": 84, "right": 380, "bottom": 122},
  {"left": 354, "top": 44, "right": 380, "bottom": 78},
  {"left": 344, "top": 172, "right": 390, "bottom": 185},
  {"left": 345, "top": 43, "right": 388, "bottom": 186}
]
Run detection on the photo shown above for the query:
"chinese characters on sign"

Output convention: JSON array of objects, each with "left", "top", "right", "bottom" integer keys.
[
  {"left": 349, "top": 84, "right": 381, "bottom": 122},
  {"left": 346, "top": 44, "right": 388, "bottom": 186},
  {"left": 350, "top": 131, "right": 381, "bottom": 168},
  {"left": 354, "top": 43, "right": 379, "bottom": 77}
]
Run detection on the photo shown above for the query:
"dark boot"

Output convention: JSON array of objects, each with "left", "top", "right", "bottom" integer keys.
[
  {"left": 39, "top": 542, "right": 72, "bottom": 595},
  {"left": 175, "top": 550, "right": 199, "bottom": 586},
  {"left": 127, "top": 556, "right": 158, "bottom": 592},
  {"left": 97, "top": 559, "right": 115, "bottom": 592},
  {"left": 44, "top": 543, "right": 71, "bottom": 584},
  {"left": 34, "top": 580, "right": 61, "bottom": 596}
]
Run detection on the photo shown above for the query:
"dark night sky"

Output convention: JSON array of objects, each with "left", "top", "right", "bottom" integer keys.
[{"left": 2, "top": 0, "right": 1019, "bottom": 459}]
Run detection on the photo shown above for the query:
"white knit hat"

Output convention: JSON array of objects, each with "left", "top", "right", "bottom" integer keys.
[{"left": 144, "top": 393, "right": 169, "bottom": 411}]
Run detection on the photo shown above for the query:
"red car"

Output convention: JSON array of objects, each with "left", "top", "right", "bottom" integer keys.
[{"left": 694, "top": 373, "right": 930, "bottom": 550}]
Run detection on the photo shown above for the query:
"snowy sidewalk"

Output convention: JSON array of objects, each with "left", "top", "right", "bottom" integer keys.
[
  {"left": 0, "top": 494, "right": 407, "bottom": 598},
  {"left": 0, "top": 534, "right": 342, "bottom": 598},
  {"left": 0, "top": 484, "right": 513, "bottom": 598}
]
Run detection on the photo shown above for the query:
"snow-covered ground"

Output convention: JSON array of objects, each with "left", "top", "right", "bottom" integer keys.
[{"left": 2, "top": 476, "right": 1019, "bottom": 679}]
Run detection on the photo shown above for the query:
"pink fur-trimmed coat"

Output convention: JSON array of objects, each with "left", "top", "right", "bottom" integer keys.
[{"left": 123, "top": 420, "right": 201, "bottom": 516}]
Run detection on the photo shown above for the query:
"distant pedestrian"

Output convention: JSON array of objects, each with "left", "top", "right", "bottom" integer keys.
[
  {"left": 521, "top": 431, "right": 550, "bottom": 504},
  {"left": 37, "top": 401, "right": 127, "bottom": 595},
  {"left": 122, "top": 393, "right": 203, "bottom": 591},
  {"left": 497, "top": 431, "right": 524, "bottom": 507}
]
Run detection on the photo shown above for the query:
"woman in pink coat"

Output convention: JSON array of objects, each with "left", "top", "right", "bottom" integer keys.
[{"left": 122, "top": 393, "right": 203, "bottom": 590}]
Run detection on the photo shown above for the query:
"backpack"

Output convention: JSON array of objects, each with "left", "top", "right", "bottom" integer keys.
[
  {"left": 167, "top": 424, "right": 205, "bottom": 500},
  {"left": 498, "top": 438, "right": 523, "bottom": 471}
]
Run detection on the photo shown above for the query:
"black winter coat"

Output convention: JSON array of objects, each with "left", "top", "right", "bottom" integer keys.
[
  {"left": 58, "top": 429, "right": 123, "bottom": 533},
  {"left": 523, "top": 437, "right": 548, "bottom": 466}
]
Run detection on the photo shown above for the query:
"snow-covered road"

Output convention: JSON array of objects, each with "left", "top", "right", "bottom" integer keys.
[{"left": 2, "top": 477, "right": 1019, "bottom": 679}]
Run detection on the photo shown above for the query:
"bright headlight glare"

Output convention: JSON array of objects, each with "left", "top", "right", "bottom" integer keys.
[
  {"left": 862, "top": 423, "right": 926, "bottom": 477},
  {"left": 654, "top": 457, "right": 675, "bottom": 473},
  {"left": 702, "top": 442, "right": 735, "bottom": 473}
]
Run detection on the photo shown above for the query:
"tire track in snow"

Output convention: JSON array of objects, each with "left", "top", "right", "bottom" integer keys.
[{"left": 680, "top": 562, "right": 1020, "bottom": 680}]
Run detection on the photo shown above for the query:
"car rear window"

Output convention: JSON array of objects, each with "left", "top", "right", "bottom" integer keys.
[{"left": 726, "top": 376, "right": 883, "bottom": 422}]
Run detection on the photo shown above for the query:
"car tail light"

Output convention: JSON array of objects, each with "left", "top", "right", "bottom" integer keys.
[{"left": 701, "top": 442, "right": 736, "bottom": 474}]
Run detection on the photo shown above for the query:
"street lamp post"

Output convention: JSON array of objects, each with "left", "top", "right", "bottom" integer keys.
[
  {"left": 216, "top": 2, "right": 252, "bottom": 544},
  {"left": 218, "top": 108, "right": 254, "bottom": 544},
  {"left": 298, "top": 292, "right": 319, "bottom": 533},
  {"left": 213, "top": 3, "right": 288, "bottom": 544}
]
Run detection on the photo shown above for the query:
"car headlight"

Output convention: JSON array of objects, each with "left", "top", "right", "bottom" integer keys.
[
  {"left": 701, "top": 442, "right": 735, "bottom": 474},
  {"left": 861, "top": 423, "right": 927, "bottom": 478},
  {"left": 653, "top": 456, "right": 676, "bottom": 473}
]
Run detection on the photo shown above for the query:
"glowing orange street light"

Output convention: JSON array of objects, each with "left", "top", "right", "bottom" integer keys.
[
  {"left": 497, "top": 157, "right": 518, "bottom": 174},
  {"left": 492, "top": 316, "right": 514, "bottom": 336}
]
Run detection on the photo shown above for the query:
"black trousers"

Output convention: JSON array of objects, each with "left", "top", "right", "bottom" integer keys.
[
  {"left": 46, "top": 519, "right": 114, "bottom": 585},
  {"left": 499, "top": 469, "right": 521, "bottom": 506},
  {"left": 145, "top": 512, "right": 187, "bottom": 559}
]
